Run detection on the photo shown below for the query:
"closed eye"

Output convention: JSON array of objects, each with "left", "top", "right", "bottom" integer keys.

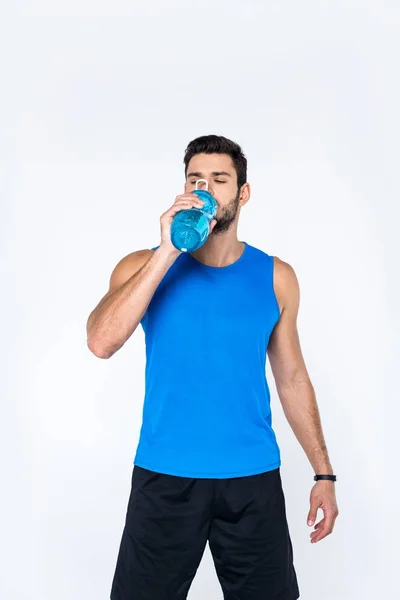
[{"left": 189, "top": 179, "right": 227, "bottom": 185}]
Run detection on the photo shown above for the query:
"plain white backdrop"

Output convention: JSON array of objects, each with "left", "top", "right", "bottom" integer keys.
[{"left": 1, "top": 1, "right": 399, "bottom": 598}]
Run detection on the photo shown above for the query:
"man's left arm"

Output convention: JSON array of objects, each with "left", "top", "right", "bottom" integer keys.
[{"left": 267, "top": 257, "right": 339, "bottom": 544}]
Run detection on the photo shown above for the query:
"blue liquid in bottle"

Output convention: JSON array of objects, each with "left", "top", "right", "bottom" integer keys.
[{"left": 170, "top": 180, "right": 218, "bottom": 253}]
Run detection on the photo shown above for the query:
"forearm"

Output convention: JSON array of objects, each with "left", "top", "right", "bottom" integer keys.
[
  {"left": 87, "top": 247, "right": 177, "bottom": 358},
  {"left": 277, "top": 379, "right": 333, "bottom": 474}
]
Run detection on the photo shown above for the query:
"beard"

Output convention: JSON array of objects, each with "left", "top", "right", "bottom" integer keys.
[{"left": 211, "top": 190, "right": 241, "bottom": 235}]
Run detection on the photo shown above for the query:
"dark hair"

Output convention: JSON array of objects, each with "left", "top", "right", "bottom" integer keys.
[{"left": 183, "top": 135, "right": 247, "bottom": 189}]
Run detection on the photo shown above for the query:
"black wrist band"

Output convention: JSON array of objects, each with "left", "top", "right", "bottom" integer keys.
[{"left": 314, "top": 474, "right": 337, "bottom": 482}]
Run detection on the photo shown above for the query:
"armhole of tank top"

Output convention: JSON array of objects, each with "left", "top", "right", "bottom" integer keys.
[
  {"left": 140, "top": 245, "right": 159, "bottom": 327},
  {"left": 270, "top": 255, "right": 281, "bottom": 323}
]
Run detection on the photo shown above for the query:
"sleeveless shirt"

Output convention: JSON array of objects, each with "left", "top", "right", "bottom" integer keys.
[{"left": 133, "top": 241, "right": 282, "bottom": 478}]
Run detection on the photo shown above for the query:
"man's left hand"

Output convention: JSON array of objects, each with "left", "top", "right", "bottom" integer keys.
[{"left": 307, "top": 481, "right": 339, "bottom": 543}]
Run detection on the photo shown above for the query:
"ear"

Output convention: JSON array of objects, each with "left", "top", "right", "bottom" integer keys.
[{"left": 239, "top": 183, "right": 251, "bottom": 206}]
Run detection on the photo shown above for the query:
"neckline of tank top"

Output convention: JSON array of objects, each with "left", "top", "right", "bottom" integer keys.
[{"left": 186, "top": 241, "right": 248, "bottom": 270}]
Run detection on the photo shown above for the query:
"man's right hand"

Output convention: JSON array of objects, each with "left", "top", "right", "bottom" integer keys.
[{"left": 159, "top": 193, "right": 217, "bottom": 256}]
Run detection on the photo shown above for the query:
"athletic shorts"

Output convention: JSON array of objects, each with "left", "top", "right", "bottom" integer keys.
[{"left": 110, "top": 465, "right": 300, "bottom": 600}]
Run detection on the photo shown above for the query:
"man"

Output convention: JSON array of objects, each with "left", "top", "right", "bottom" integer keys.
[{"left": 86, "top": 135, "right": 339, "bottom": 600}]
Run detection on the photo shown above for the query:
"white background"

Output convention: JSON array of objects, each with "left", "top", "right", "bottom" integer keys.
[{"left": 1, "top": 1, "right": 399, "bottom": 598}]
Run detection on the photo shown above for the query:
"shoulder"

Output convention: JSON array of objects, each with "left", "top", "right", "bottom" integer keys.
[
  {"left": 272, "top": 256, "right": 300, "bottom": 312},
  {"left": 247, "top": 245, "right": 299, "bottom": 294},
  {"left": 112, "top": 248, "right": 155, "bottom": 275},
  {"left": 113, "top": 248, "right": 154, "bottom": 268},
  {"left": 109, "top": 249, "right": 155, "bottom": 291},
  {"left": 272, "top": 256, "right": 298, "bottom": 286}
]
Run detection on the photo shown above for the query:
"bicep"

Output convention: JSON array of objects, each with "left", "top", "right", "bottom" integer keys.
[
  {"left": 92, "top": 249, "right": 154, "bottom": 312},
  {"left": 267, "top": 260, "right": 308, "bottom": 387}
]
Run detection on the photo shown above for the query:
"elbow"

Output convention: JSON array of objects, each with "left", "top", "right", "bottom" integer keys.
[
  {"left": 87, "top": 336, "right": 114, "bottom": 359},
  {"left": 86, "top": 318, "right": 115, "bottom": 359}
]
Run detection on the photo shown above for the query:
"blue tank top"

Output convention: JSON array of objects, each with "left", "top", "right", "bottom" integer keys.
[{"left": 134, "top": 241, "right": 282, "bottom": 478}]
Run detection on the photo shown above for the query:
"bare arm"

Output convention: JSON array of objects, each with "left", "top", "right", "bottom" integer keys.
[
  {"left": 268, "top": 258, "right": 333, "bottom": 473},
  {"left": 268, "top": 257, "right": 338, "bottom": 543},
  {"left": 86, "top": 247, "right": 178, "bottom": 359},
  {"left": 86, "top": 191, "right": 215, "bottom": 360}
]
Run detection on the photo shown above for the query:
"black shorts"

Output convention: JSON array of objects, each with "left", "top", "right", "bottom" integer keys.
[{"left": 110, "top": 466, "right": 300, "bottom": 600}]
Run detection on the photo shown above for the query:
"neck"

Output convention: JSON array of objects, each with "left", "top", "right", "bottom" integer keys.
[{"left": 190, "top": 230, "right": 244, "bottom": 268}]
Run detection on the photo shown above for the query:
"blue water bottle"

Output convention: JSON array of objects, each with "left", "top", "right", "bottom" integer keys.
[{"left": 170, "top": 179, "right": 218, "bottom": 252}]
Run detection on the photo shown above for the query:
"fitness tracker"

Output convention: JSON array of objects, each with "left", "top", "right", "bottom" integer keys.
[{"left": 314, "top": 474, "right": 337, "bottom": 482}]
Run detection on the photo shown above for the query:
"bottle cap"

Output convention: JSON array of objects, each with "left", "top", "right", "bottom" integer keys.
[{"left": 192, "top": 179, "right": 217, "bottom": 218}]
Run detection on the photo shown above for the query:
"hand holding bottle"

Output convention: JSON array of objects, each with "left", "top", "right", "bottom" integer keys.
[{"left": 160, "top": 192, "right": 217, "bottom": 256}]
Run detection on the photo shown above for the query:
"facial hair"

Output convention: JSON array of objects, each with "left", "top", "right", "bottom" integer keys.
[{"left": 211, "top": 190, "right": 241, "bottom": 235}]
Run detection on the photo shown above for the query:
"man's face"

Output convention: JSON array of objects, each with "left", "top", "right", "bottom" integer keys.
[{"left": 185, "top": 153, "right": 244, "bottom": 234}]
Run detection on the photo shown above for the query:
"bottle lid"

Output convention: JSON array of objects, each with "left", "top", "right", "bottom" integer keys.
[{"left": 192, "top": 179, "right": 217, "bottom": 218}]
